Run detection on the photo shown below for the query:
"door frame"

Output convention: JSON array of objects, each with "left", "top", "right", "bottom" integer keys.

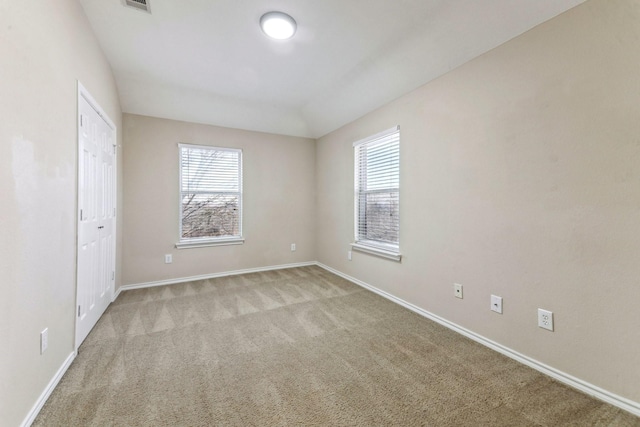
[{"left": 75, "top": 81, "right": 118, "bottom": 350}]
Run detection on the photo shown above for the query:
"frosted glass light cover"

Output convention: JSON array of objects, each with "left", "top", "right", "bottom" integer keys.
[{"left": 260, "top": 12, "right": 297, "bottom": 40}]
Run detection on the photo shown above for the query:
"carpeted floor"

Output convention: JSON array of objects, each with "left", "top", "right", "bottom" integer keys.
[{"left": 34, "top": 266, "right": 639, "bottom": 426}]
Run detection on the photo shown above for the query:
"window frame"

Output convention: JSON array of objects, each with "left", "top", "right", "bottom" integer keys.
[
  {"left": 352, "top": 126, "right": 401, "bottom": 262},
  {"left": 175, "top": 143, "right": 244, "bottom": 249}
]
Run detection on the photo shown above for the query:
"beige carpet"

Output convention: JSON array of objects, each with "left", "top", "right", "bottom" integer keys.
[{"left": 34, "top": 266, "right": 639, "bottom": 426}]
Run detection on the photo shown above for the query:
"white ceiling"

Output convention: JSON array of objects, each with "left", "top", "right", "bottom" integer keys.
[{"left": 80, "top": 0, "right": 585, "bottom": 138}]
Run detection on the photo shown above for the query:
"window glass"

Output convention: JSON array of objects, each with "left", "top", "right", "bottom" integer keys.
[
  {"left": 179, "top": 144, "right": 242, "bottom": 243},
  {"left": 354, "top": 127, "right": 400, "bottom": 257}
]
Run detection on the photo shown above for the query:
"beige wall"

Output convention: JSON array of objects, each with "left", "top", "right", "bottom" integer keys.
[
  {"left": 122, "top": 114, "right": 316, "bottom": 285},
  {"left": 316, "top": 0, "right": 640, "bottom": 404},
  {"left": 0, "top": 1, "right": 123, "bottom": 425}
]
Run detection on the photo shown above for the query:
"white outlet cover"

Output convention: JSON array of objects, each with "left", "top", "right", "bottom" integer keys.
[
  {"left": 538, "top": 308, "right": 554, "bottom": 331},
  {"left": 347, "top": 250, "right": 352, "bottom": 261},
  {"left": 165, "top": 254, "right": 172, "bottom": 264},
  {"left": 291, "top": 243, "right": 296, "bottom": 251},
  {"left": 491, "top": 295, "right": 503, "bottom": 314},
  {"left": 454, "top": 283, "right": 463, "bottom": 299},
  {"left": 40, "top": 328, "right": 48, "bottom": 354}
]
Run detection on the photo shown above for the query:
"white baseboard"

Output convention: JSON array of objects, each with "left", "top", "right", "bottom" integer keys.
[
  {"left": 113, "top": 261, "right": 317, "bottom": 301},
  {"left": 21, "top": 351, "right": 76, "bottom": 427},
  {"left": 317, "top": 262, "right": 640, "bottom": 418}
]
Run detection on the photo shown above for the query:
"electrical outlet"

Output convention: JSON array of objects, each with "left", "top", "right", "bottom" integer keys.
[
  {"left": 164, "top": 254, "right": 172, "bottom": 264},
  {"left": 291, "top": 243, "right": 296, "bottom": 252},
  {"left": 454, "top": 283, "right": 463, "bottom": 299},
  {"left": 40, "top": 328, "right": 48, "bottom": 354},
  {"left": 538, "top": 309, "right": 554, "bottom": 331},
  {"left": 347, "top": 250, "right": 352, "bottom": 261},
  {"left": 491, "top": 295, "right": 503, "bottom": 314}
]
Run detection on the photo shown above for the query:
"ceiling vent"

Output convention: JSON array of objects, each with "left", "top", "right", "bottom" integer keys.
[{"left": 124, "top": 0, "right": 151, "bottom": 13}]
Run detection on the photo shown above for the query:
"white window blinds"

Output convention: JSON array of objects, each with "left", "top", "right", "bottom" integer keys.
[
  {"left": 179, "top": 144, "right": 242, "bottom": 243},
  {"left": 354, "top": 126, "right": 400, "bottom": 258}
]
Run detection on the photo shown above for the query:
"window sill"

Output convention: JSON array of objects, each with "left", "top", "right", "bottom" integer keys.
[
  {"left": 176, "top": 237, "right": 245, "bottom": 249},
  {"left": 351, "top": 242, "right": 402, "bottom": 262}
]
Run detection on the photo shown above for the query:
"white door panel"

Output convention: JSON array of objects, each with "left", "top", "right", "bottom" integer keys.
[{"left": 76, "top": 90, "right": 116, "bottom": 347}]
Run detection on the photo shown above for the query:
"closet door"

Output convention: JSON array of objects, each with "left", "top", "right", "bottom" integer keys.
[{"left": 76, "top": 89, "right": 116, "bottom": 348}]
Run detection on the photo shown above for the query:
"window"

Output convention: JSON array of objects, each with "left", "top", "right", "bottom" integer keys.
[
  {"left": 353, "top": 126, "right": 401, "bottom": 261},
  {"left": 176, "top": 144, "right": 244, "bottom": 248}
]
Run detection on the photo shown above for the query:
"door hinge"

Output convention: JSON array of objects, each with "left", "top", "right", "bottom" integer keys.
[
  {"left": 80, "top": 209, "right": 83, "bottom": 221},
  {"left": 112, "top": 271, "right": 115, "bottom": 280},
  {"left": 80, "top": 115, "right": 83, "bottom": 127},
  {"left": 78, "top": 305, "right": 81, "bottom": 317}
]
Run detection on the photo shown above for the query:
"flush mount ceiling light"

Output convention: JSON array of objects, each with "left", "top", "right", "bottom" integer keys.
[{"left": 260, "top": 11, "right": 297, "bottom": 40}]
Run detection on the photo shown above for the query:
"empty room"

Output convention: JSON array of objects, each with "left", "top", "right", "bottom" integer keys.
[{"left": 2, "top": 0, "right": 640, "bottom": 425}]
